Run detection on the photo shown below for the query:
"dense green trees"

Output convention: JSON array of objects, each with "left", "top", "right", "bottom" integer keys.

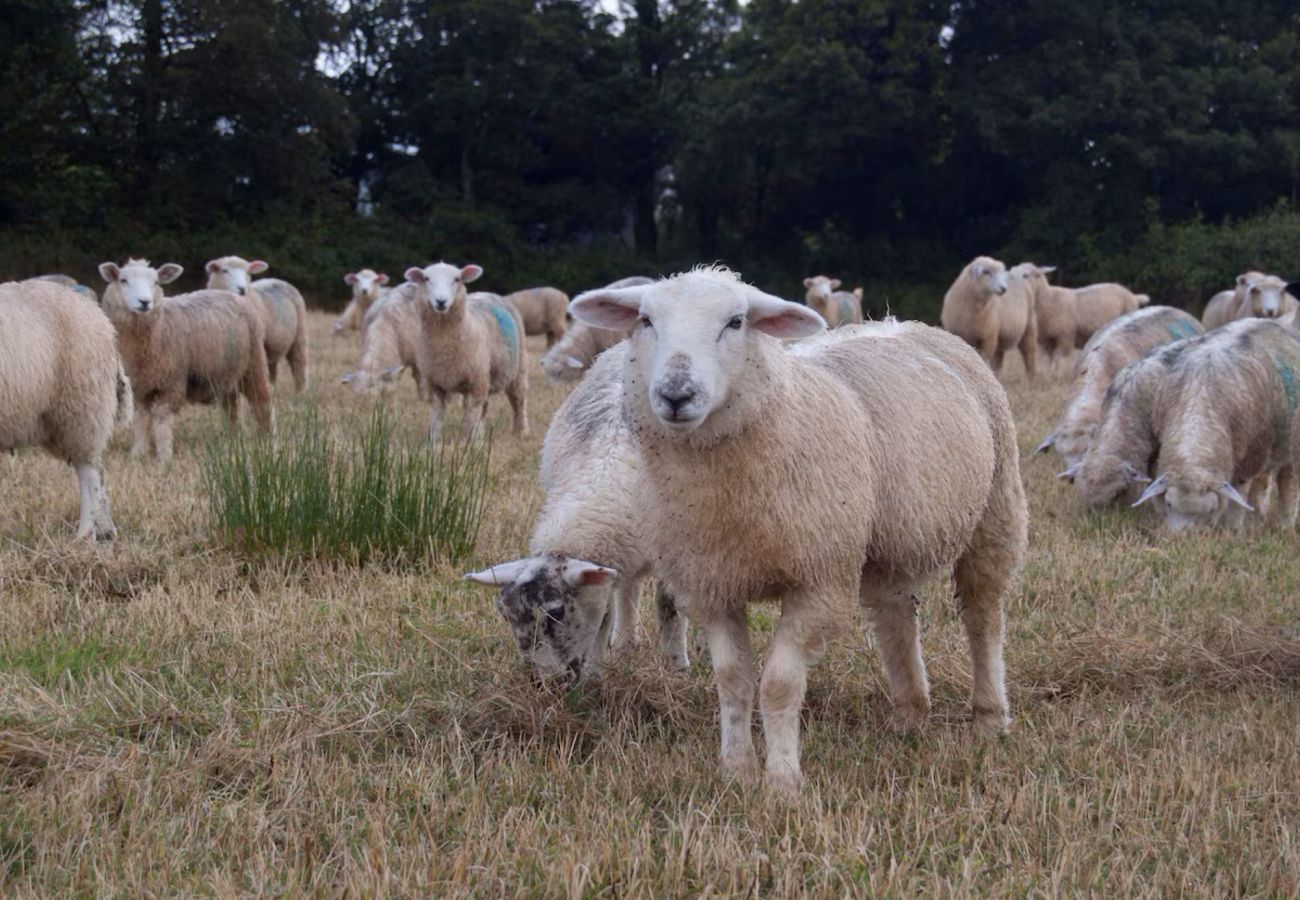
[{"left": 2, "top": 0, "right": 1299, "bottom": 311}]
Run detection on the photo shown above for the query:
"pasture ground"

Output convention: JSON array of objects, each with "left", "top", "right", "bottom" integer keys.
[{"left": 1, "top": 312, "right": 1297, "bottom": 895}]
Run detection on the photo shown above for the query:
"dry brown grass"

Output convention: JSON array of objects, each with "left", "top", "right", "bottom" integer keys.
[{"left": 1, "top": 317, "right": 1298, "bottom": 896}]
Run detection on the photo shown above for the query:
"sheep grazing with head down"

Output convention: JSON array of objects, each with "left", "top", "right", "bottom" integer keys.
[
  {"left": 941, "top": 256, "right": 1038, "bottom": 376},
  {"left": 463, "top": 342, "right": 690, "bottom": 677},
  {"left": 0, "top": 280, "right": 132, "bottom": 540},
  {"left": 204, "top": 256, "right": 309, "bottom": 392},
  {"left": 1128, "top": 319, "right": 1300, "bottom": 531},
  {"left": 538, "top": 276, "right": 650, "bottom": 383},
  {"left": 569, "top": 267, "right": 1027, "bottom": 793},
  {"left": 1038, "top": 306, "right": 1203, "bottom": 470},
  {"left": 333, "top": 268, "right": 390, "bottom": 336},
  {"left": 503, "top": 286, "right": 569, "bottom": 348},
  {"left": 802, "top": 275, "right": 863, "bottom": 328},
  {"left": 1202, "top": 272, "right": 1266, "bottom": 330},
  {"left": 406, "top": 261, "right": 529, "bottom": 441},
  {"left": 100, "top": 259, "right": 273, "bottom": 462},
  {"left": 339, "top": 283, "right": 427, "bottom": 397}
]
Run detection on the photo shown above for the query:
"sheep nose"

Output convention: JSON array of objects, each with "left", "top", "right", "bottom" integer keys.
[
  {"left": 434, "top": 300, "right": 448, "bottom": 311},
  {"left": 138, "top": 300, "right": 151, "bottom": 311},
  {"left": 656, "top": 384, "right": 697, "bottom": 415}
]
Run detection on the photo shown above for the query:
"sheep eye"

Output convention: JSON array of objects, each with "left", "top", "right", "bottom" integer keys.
[
  {"left": 639, "top": 315, "right": 653, "bottom": 329},
  {"left": 726, "top": 316, "right": 743, "bottom": 330}
]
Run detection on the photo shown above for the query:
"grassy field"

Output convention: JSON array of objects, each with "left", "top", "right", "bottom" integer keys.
[{"left": 1, "top": 310, "right": 1298, "bottom": 896}]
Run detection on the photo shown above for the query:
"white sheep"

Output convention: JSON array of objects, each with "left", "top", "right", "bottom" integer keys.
[
  {"left": 1072, "top": 282, "right": 1150, "bottom": 345},
  {"left": 339, "top": 283, "right": 427, "bottom": 397},
  {"left": 1009, "top": 263, "right": 1074, "bottom": 374},
  {"left": 802, "top": 275, "right": 864, "bottom": 327},
  {"left": 405, "top": 261, "right": 528, "bottom": 441},
  {"left": 1037, "top": 306, "right": 1203, "bottom": 470},
  {"left": 570, "top": 267, "right": 1028, "bottom": 792},
  {"left": 0, "top": 281, "right": 132, "bottom": 540},
  {"left": 204, "top": 256, "right": 309, "bottom": 392},
  {"left": 503, "top": 286, "right": 569, "bottom": 348},
  {"left": 333, "top": 268, "right": 390, "bottom": 336},
  {"left": 941, "top": 256, "right": 1038, "bottom": 376},
  {"left": 538, "top": 276, "right": 650, "bottom": 383},
  {"left": 100, "top": 259, "right": 273, "bottom": 462},
  {"left": 1202, "top": 272, "right": 1265, "bottom": 330},
  {"left": 463, "top": 342, "right": 690, "bottom": 676}
]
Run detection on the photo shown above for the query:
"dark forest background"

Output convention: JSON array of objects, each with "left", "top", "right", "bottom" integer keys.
[{"left": 4, "top": 0, "right": 1300, "bottom": 315}]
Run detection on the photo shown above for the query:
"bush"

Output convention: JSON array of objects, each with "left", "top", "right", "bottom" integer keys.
[{"left": 201, "top": 404, "right": 491, "bottom": 564}]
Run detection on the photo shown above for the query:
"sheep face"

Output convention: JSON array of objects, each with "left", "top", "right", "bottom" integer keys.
[
  {"left": 802, "top": 275, "right": 839, "bottom": 303},
  {"left": 540, "top": 346, "right": 586, "bottom": 383},
  {"left": 1245, "top": 276, "right": 1288, "bottom": 318},
  {"left": 405, "top": 262, "right": 482, "bottom": 314},
  {"left": 1076, "top": 456, "right": 1148, "bottom": 508},
  {"left": 344, "top": 269, "right": 388, "bottom": 304},
  {"left": 570, "top": 270, "right": 825, "bottom": 432},
  {"left": 464, "top": 556, "right": 618, "bottom": 680},
  {"left": 1132, "top": 473, "right": 1253, "bottom": 531},
  {"left": 969, "top": 258, "right": 1010, "bottom": 297},
  {"left": 205, "top": 256, "right": 269, "bottom": 297},
  {"left": 99, "top": 259, "right": 182, "bottom": 315}
]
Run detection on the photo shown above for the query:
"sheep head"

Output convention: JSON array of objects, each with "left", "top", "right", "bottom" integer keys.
[
  {"left": 405, "top": 261, "right": 481, "bottom": 314},
  {"left": 205, "top": 256, "right": 269, "bottom": 297},
  {"left": 1243, "top": 275, "right": 1288, "bottom": 319},
  {"left": 968, "top": 256, "right": 1010, "bottom": 298},
  {"left": 99, "top": 258, "right": 182, "bottom": 315},
  {"left": 1133, "top": 473, "right": 1253, "bottom": 532},
  {"left": 344, "top": 268, "right": 389, "bottom": 304}
]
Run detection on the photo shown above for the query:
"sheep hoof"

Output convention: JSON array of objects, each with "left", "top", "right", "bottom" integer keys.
[
  {"left": 972, "top": 707, "right": 1011, "bottom": 736},
  {"left": 662, "top": 652, "right": 690, "bottom": 672},
  {"left": 888, "top": 703, "right": 930, "bottom": 733},
  {"left": 764, "top": 768, "right": 805, "bottom": 796},
  {"left": 720, "top": 753, "right": 759, "bottom": 783}
]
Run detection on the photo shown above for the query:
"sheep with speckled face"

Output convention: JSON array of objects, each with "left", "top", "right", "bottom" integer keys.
[
  {"left": 406, "top": 261, "right": 528, "bottom": 442},
  {"left": 205, "top": 256, "right": 309, "bottom": 392},
  {"left": 538, "top": 277, "right": 650, "bottom": 383},
  {"left": 941, "top": 256, "right": 1037, "bottom": 376},
  {"left": 333, "top": 268, "right": 390, "bottom": 335},
  {"left": 570, "top": 266, "right": 1027, "bottom": 793},
  {"left": 464, "top": 342, "right": 689, "bottom": 678},
  {"left": 100, "top": 259, "right": 273, "bottom": 462},
  {"left": 802, "top": 275, "right": 863, "bottom": 327},
  {"left": 0, "top": 280, "right": 132, "bottom": 540}
]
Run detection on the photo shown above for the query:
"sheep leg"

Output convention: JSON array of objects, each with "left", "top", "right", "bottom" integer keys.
[
  {"left": 1019, "top": 321, "right": 1038, "bottom": 380},
  {"left": 287, "top": 336, "right": 308, "bottom": 393},
  {"left": 461, "top": 395, "right": 488, "bottom": 442},
  {"left": 701, "top": 607, "right": 758, "bottom": 781},
  {"left": 609, "top": 576, "right": 643, "bottom": 651},
  {"left": 151, "top": 406, "right": 175, "bottom": 464},
  {"left": 1246, "top": 475, "right": 1272, "bottom": 524},
  {"left": 426, "top": 391, "right": 448, "bottom": 442},
  {"left": 221, "top": 393, "right": 239, "bottom": 430},
  {"left": 131, "top": 406, "right": 153, "bottom": 457},
  {"left": 1274, "top": 465, "right": 1298, "bottom": 527},
  {"left": 759, "top": 598, "right": 831, "bottom": 792},
  {"left": 507, "top": 376, "right": 529, "bottom": 437},
  {"left": 953, "top": 555, "right": 1011, "bottom": 735},
  {"left": 862, "top": 583, "right": 930, "bottom": 731},
  {"left": 267, "top": 358, "right": 279, "bottom": 385},
  {"left": 655, "top": 584, "right": 690, "bottom": 671},
  {"left": 93, "top": 466, "right": 117, "bottom": 541},
  {"left": 74, "top": 463, "right": 107, "bottom": 541}
]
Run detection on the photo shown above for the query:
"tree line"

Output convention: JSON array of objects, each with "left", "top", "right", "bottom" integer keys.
[{"left": 3, "top": 0, "right": 1300, "bottom": 312}]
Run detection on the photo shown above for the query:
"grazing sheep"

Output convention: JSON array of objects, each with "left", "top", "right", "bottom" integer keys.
[
  {"left": 1036, "top": 306, "right": 1203, "bottom": 468},
  {"left": 1129, "top": 319, "right": 1300, "bottom": 531},
  {"left": 406, "top": 261, "right": 528, "bottom": 441},
  {"left": 941, "top": 256, "right": 1038, "bottom": 376},
  {"left": 802, "top": 275, "right": 864, "bottom": 328},
  {"left": 339, "top": 283, "right": 428, "bottom": 397},
  {"left": 570, "top": 267, "right": 1027, "bottom": 792},
  {"left": 464, "top": 342, "right": 690, "bottom": 676},
  {"left": 503, "top": 286, "right": 569, "bottom": 348},
  {"left": 0, "top": 281, "right": 131, "bottom": 540},
  {"left": 1072, "top": 283, "right": 1150, "bottom": 346},
  {"left": 1010, "top": 263, "right": 1073, "bottom": 374},
  {"left": 332, "top": 268, "right": 390, "bottom": 336},
  {"left": 204, "top": 256, "right": 309, "bottom": 392},
  {"left": 1202, "top": 272, "right": 1265, "bottom": 330},
  {"left": 100, "top": 259, "right": 273, "bottom": 462},
  {"left": 538, "top": 277, "right": 651, "bottom": 383}
]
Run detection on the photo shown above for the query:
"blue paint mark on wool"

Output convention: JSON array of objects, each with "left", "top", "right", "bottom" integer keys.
[
  {"left": 487, "top": 302, "right": 520, "bottom": 368},
  {"left": 1166, "top": 319, "right": 1199, "bottom": 341},
  {"left": 1272, "top": 353, "right": 1298, "bottom": 412}
]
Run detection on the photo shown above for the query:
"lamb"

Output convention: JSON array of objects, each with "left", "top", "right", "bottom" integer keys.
[
  {"left": 339, "top": 283, "right": 427, "bottom": 397},
  {"left": 1036, "top": 306, "right": 1203, "bottom": 469},
  {"left": 332, "top": 268, "right": 390, "bottom": 335},
  {"left": 1202, "top": 272, "right": 1265, "bottom": 330},
  {"left": 538, "top": 276, "right": 650, "bottom": 383},
  {"left": 941, "top": 256, "right": 1038, "bottom": 376},
  {"left": 0, "top": 280, "right": 132, "bottom": 540},
  {"left": 100, "top": 259, "right": 273, "bottom": 462},
  {"left": 204, "top": 256, "right": 309, "bottom": 392},
  {"left": 802, "top": 275, "right": 863, "bottom": 327},
  {"left": 406, "top": 261, "right": 528, "bottom": 441},
  {"left": 464, "top": 342, "right": 690, "bottom": 676},
  {"left": 569, "top": 267, "right": 1028, "bottom": 792},
  {"left": 1129, "top": 318, "right": 1300, "bottom": 531},
  {"left": 503, "top": 286, "right": 569, "bottom": 348},
  {"left": 1072, "top": 282, "right": 1150, "bottom": 345}
]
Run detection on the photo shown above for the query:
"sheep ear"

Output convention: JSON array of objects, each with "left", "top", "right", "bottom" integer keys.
[
  {"left": 460, "top": 264, "right": 483, "bottom": 283},
  {"left": 1217, "top": 482, "right": 1254, "bottom": 511},
  {"left": 1038, "top": 265, "right": 1057, "bottom": 275},
  {"left": 1121, "top": 461, "right": 1151, "bottom": 484},
  {"left": 569, "top": 287, "right": 646, "bottom": 330},
  {"left": 343, "top": 272, "right": 357, "bottom": 285},
  {"left": 970, "top": 264, "right": 985, "bottom": 278},
  {"left": 377, "top": 273, "right": 390, "bottom": 285},
  {"left": 248, "top": 260, "right": 269, "bottom": 275},
  {"left": 1056, "top": 462, "right": 1081, "bottom": 482},
  {"left": 463, "top": 558, "right": 536, "bottom": 587},
  {"left": 564, "top": 355, "right": 585, "bottom": 369},
  {"left": 802, "top": 277, "right": 815, "bottom": 288},
  {"left": 563, "top": 559, "right": 618, "bottom": 588},
  {"left": 98, "top": 262, "right": 120, "bottom": 283},
  {"left": 378, "top": 365, "right": 405, "bottom": 384},
  {"left": 829, "top": 279, "right": 842, "bottom": 290},
  {"left": 205, "top": 260, "right": 221, "bottom": 274},
  {"left": 157, "top": 264, "right": 183, "bottom": 284},
  {"left": 1034, "top": 433, "right": 1056, "bottom": 454},
  {"left": 746, "top": 290, "right": 826, "bottom": 339},
  {"left": 1131, "top": 474, "right": 1167, "bottom": 507},
  {"left": 1237, "top": 274, "right": 1249, "bottom": 287},
  {"left": 405, "top": 267, "right": 428, "bottom": 285}
]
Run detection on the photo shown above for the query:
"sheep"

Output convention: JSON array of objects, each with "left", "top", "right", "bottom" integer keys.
[
  {"left": 0, "top": 280, "right": 132, "bottom": 540},
  {"left": 339, "top": 283, "right": 428, "bottom": 397},
  {"left": 503, "top": 286, "right": 569, "bottom": 348},
  {"left": 26, "top": 274, "right": 99, "bottom": 304},
  {"left": 332, "top": 268, "right": 390, "bottom": 336},
  {"left": 1204, "top": 273, "right": 1297, "bottom": 328},
  {"left": 802, "top": 275, "right": 864, "bottom": 328},
  {"left": 99, "top": 259, "right": 273, "bottom": 462},
  {"left": 1036, "top": 306, "right": 1203, "bottom": 469},
  {"left": 1009, "top": 263, "right": 1073, "bottom": 374},
  {"left": 569, "top": 266, "right": 1028, "bottom": 792},
  {"left": 1202, "top": 272, "right": 1265, "bottom": 330},
  {"left": 941, "top": 256, "right": 1038, "bottom": 376},
  {"left": 538, "top": 276, "right": 651, "bottom": 383},
  {"left": 204, "top": 256, "right": 309, "bottom": 392},
  {"left": 1128, "top": 318, "right": 1300, "bottom": 531},
  {"left": 406, "top": 261, "right": 528, "bottom": 441},
  {"left": 1071, "top": 282, "right": 1150, "bottom": 347},
  {"left": 463, "top": 342, "right": 690, "bottom": 677}
]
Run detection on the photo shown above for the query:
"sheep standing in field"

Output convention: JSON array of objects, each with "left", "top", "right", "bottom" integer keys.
[
  {"left": 1202, "top": 272, "right": 1265, "bottom": 330},
  {"left": 339, "top": 283, "right": 427, "bottom": 397},
  {"left": 464, "top": 342, "right": 690, "bottom": 676},
  {"left": 941, "top": 256, "right": 1038, "bottom": 376},
  {"left": 1072, "top": 282, "right": 1150, "bottom": 345},
  {"left": 100, "top": 259, "right": 273, "bottom": 462},
  {"left": 1037, "top": 306, "right": 1203, "bottom": 469},
  {"left": 204, "top": 256, "right": 309, "bottom": 392},
  {"left": 407, "top": 261, "right": 528, "bottom": 441},
  {"left": 332, "top": 269, "right": 390, "bottom": 336},
  {"left": 0, "top": 281, "right": 131, "bottom": 540},
  {"left": 503, "top": 286, "right": 569, "bottom": 348},
  {"left": 1203, "top": 273, "right": 1297, "bottom": 329},
  {"left": 538, "top": 276, "right": 650, "bottom": 383},
  {"left": 803, "top": 275, "right": 863, "bottom": 328},
  {"left": 1009, "top": 263, "right": 1073, "bottom": 374},
  {"left": 570, "top": 267, "right": 1027, "bottom": 792},
  {"left": 1129, "top": 319, "right": 1300, "bottom": 531}
]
